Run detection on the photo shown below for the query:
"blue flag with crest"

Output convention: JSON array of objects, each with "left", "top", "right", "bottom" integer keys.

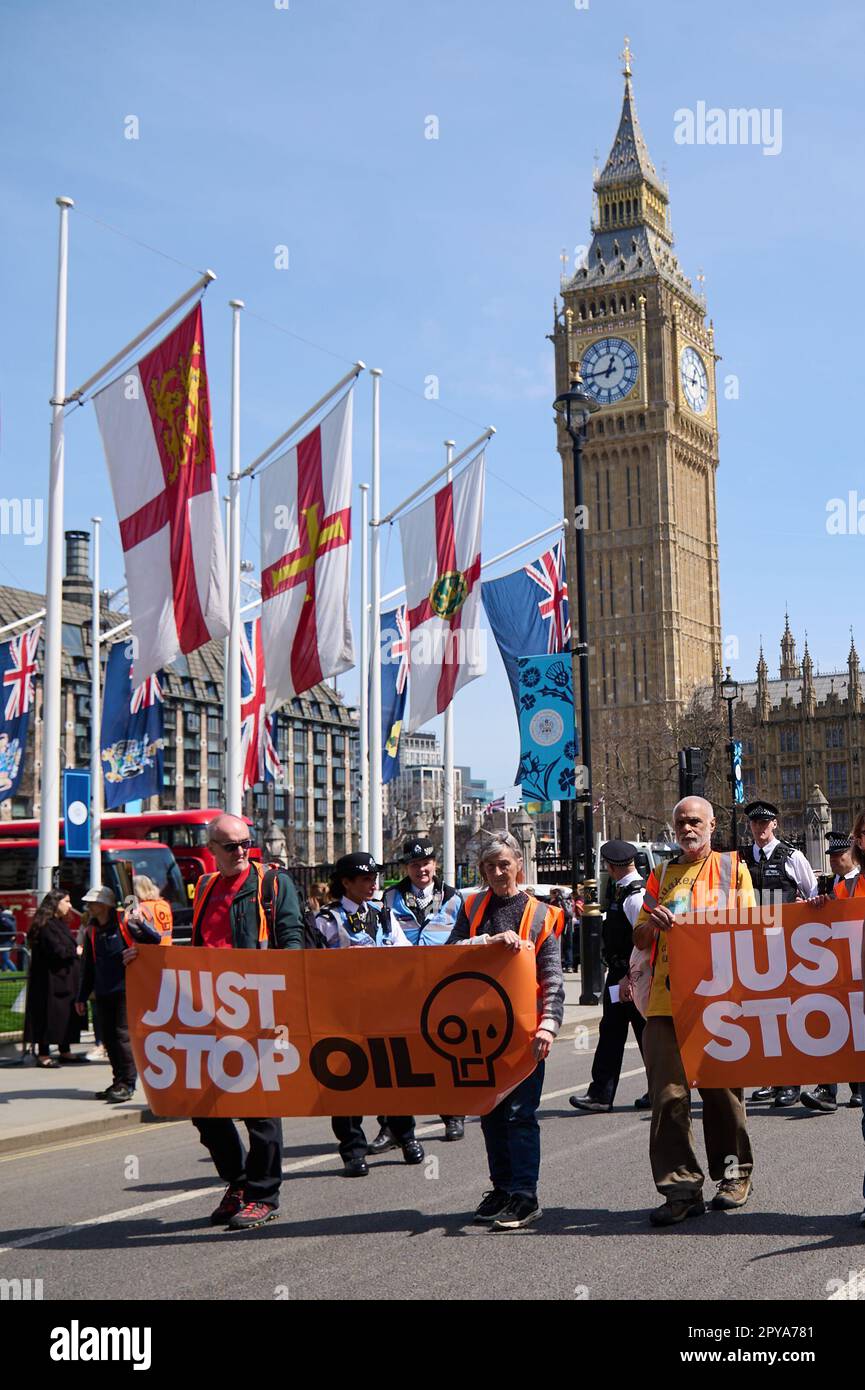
[{"left": 100, "top": 641, "right": 165, "bottom": 809}]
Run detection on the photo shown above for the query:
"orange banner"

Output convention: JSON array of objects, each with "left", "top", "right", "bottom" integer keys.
[
  {"left": 126, "top": 944, "right": 539, "bottom": 1117},
  {"left": 669, "top": 899, "right": 865, "bottom": 1087}
]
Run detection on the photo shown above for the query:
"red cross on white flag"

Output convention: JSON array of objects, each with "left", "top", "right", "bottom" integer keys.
[
  {"left": 399, "top": 452, "right": 485, "bottom": 730},
  {"left": 94, "top": 304, "right": 229, "bottom": 684}
]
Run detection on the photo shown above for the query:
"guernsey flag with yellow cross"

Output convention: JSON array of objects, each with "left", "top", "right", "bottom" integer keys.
[{"left": 259, "top": 390, "right": 355, "bottom": 707}]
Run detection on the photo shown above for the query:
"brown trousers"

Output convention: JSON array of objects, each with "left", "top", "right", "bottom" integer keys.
[{"left": 643, "top": 1016, "right": 753, "bottom": 1197}]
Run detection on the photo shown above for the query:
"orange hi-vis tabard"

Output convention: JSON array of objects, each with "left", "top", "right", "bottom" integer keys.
[
  {"left": 191, "top": 860, "right": 270, "bottom": 947},
  {"left": 133, "top": 897, "right": 173, "bottom": 945},
  {"left": 835, "top": 871, "right": 865, "bottom": 899},
  {"left": 467, "top": 889, "right": 562, "bottom": 1017}
]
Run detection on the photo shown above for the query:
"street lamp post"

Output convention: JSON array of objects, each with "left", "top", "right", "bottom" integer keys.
[
  {"left": 554, "top": 361, "right": 602, "bottom": 1003},
  {"left": 720, "top": 666, "right": 741, "bottom": 850}
]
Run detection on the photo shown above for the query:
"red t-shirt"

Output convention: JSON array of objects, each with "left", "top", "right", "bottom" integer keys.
[{"left": 199, "top": 866, "right": 251, "bottom": 949}]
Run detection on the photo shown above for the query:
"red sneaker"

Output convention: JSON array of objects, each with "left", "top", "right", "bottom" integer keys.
[
  {"left": 227, "top": 1201, "right": 279, "bottom": 1232},
  {"left": 209, "top": 1184, "right": 245, "bottom": 1226}
]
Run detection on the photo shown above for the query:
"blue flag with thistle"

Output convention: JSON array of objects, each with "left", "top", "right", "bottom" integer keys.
[{"left": 517, "top": 654, "right": 578, "bottom": 801}]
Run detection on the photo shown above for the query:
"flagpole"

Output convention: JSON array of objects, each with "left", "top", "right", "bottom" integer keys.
[
  {"left": 240, "top": 362, "right": 366, "bottom": 479},
  {"left": 359, "top": 482, "right": 370, "bottom": 852},
  {"left": 65, "top": 269, "right": 216, "bottom": 404},
  {"left": 369, "top": 369, "right": 383, "bottom": 863},
  {"left": 442, "top": 441, "right": 456, "bottom": 884},
  {"left": 380, "top": 518, "right": 565, "bottom": 606},
  {"left": 90, "top": 517, "right": 102, "bottom": 889},
  {"left": 225, "top": 299, "right": 244, "bottom": 817},
  {"left": 38, "top": 196, "right": 73, "bottom": 895},
  {"left": 376, "top": 427, "right": 494, "bottom": 528}
]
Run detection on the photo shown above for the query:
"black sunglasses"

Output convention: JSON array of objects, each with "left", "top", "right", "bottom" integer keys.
[{"left": 210, "top": 838, "right": 252, "bottom": 853}]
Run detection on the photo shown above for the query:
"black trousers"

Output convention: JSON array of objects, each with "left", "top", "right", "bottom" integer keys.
[
  {"left": 192, "top": 1117, "right": 284, "bottom": 1205},
  {"left": 376, "top": 1112, "right": 463, "bottom": 1128},
  {"left": 96, "top": 992, "right": 136, "bottom": 1089},
  {"left": 333, "top": 1114, "right": 415, "bottom": 1162},
  {"left": 587, "top": 966, "right": 645, "bottom": 1106}
]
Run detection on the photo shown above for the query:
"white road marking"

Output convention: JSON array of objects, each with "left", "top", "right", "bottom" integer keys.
[{"left": 0, "top": 1066, "right": 648, "bottom": 1254}]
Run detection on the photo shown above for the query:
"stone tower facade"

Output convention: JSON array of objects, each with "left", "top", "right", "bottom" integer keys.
[{"left": 552, "top": 42, "right": 723, "bottom": 829}]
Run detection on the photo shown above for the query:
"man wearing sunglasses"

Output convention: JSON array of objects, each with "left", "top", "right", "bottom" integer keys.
[{"left": 188, "top": 812, "right": 304, "bottom": 1230}]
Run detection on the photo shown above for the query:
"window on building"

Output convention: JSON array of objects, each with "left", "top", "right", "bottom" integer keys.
[
  {"left": 208, "top": 788, "right": 221, "bottom": 809},
  {"left": 639, "top": 556, "right": 645, "bottom": 612},
  {"left": 207, "top": 713, "right": 222, "bottom": 739},
  {"left": 629, "top": 557, "right": 635, "bottom": 615},
  {"left": 642, "top": 641, "right": 649, "bottom": 701},
  {"left": 294, "top": 728, "right": 307, "bottom": 753},
  {"left": 605, "top": 471, "right": 612, "bottom": 529},
  {"left": 62, "top": 623, "right": 85, "bottom": 657},
  {"left": 626, "top": 467, "right": 632, "bottom": 527},
  {"left": 635, "top": 467, "right": 642, "bottom": 524},
  {"left": 632, "top": 643, "right": 638, "bottom": 700},
  {"left": 779, "top": 727, "right": 800, "bottom": 754},
  {"left": 826, "top": 724, "right": 844, "bottom": 749},
  {"left": 780, "top": 766, "right": 802, "bottom": 801},
  {"left": 313, "top": 731, "right": 327, "bottom": 754},
  {"left": 332, "top": 734, "right": 345, "bottom": 756},
  {"left": 207, "top": 752, "right": 221, "bottom": 773},
  {"left": 601, "top": 650, "right": 608, "bottom": 705},
  {"left": 294, "top": 795, "right": 306, "bottom": 823},
  {"left": 332, "top": 766, "right": 346, "bottom": 788},
  {"left": 608, "top": 557, "right": 615, "bottom": 615},
  {"left": 205, "top": 681, "right": 219, "bottom": 700},
  {"left": 314, "top": 765, "right": 327, "bottom": 787},
  {"left": 827, "top": 762, "right": 848, "bottom": 798}
]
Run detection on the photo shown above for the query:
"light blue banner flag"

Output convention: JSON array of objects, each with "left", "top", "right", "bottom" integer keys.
[{"left": 517, "top": 654, "right": 578, "bottom": 802}]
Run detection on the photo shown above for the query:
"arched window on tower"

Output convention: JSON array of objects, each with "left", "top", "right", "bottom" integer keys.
[{"left": 603, "top": 204, "right": 610, "bottom": 225}]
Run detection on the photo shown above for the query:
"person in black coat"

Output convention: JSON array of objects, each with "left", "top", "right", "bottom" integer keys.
[{"left": 23, "top": 890, "right": 83, "bottom": 1067}]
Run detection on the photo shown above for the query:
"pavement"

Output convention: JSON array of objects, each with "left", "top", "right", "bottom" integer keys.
[
  {"left": 3, "top": 1022, "right": 865, "bottom": 1303},
  {"left": 0, "top": 973, "right": 603, "bottom": 1156}
]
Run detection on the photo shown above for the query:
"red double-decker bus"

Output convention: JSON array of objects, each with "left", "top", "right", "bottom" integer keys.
[{"left": 0, "top": 810, "right": 260, "bottom": 903}]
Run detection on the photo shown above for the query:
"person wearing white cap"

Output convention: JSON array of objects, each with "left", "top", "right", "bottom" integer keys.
[{"left": 75, "top": 886, "right": 158, "bottom": 1103}]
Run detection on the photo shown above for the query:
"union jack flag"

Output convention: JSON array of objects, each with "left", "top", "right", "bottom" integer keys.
[
  {"left": 524, "top": 539, "right": 570, "bottom": 651},
  {"left": 130, "top": 671, "right": 163, "bottom": 714},
  {"left": 392, "top": 604, "right": 409, "bottom": 695},
  {"left": 241, "top": 619, "right": 283, "bottom": 792},
  {"left": 2, "top": 623, "right": 41, "bottom": 721}
]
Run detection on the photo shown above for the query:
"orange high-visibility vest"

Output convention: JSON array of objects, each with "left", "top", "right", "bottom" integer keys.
[
  {"left": 466, "top": 890, "right": 562, "bottom": 1017},
  {"left": 835, "top": 871, "right": 865, "bottom": 899},
  {"left": 133, "top": 897, "right": 173, "bottom": 945},
  {"left": 191, "top": 861, "right": 269, "bottom": 947}
]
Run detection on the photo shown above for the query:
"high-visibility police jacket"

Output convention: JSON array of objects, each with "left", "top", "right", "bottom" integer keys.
[
  {"left": 315, "top": 898, "right": 412, "bottom": 949},
  {"left": 191, "top": 861, "right": 304, "bottom": 950},
  {"left": 451, "top": 889, "right": 565, "bottom": 1032},
  {"left": 381, "top": 877, "right": 463, "bottom": 946}
]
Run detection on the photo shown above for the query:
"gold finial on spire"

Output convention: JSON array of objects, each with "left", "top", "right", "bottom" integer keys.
[
  {"left": 621, "top": 36, "right": 633, "bottom": 80},
  {"left": 697, "top": 267, "right": 706, "bottom": 294},
  {"left": 565, "top": 305, "right": 574, "bottom": 334},
  {"left": 560, "top": 247, "right": 569, "bottom": 278}
]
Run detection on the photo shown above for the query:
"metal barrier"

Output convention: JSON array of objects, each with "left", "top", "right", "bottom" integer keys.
[{"left": 0, "top": 945, "right": 29, "bottom": 1040}]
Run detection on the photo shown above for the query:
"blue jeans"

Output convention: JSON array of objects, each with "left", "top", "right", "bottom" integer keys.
[{"left": 480, "top": 1061, "right": 545, "bottom": 1199}]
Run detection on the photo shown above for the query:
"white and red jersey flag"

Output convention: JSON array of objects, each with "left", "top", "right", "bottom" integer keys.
[
  {"left": 259, "top": 390, "right": 354, "bottom": 710},
  {"left": 94, "top": 304, "right": 229, "bottom": 684},
  {"left": 399, "top": 452, "right": 485, "bottom": 731}
]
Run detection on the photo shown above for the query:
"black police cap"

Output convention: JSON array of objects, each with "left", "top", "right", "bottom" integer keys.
[
  {"left": 826, "top": 832, "right": 853, "bottom": 853},
  {"left": 744, "top": 800, "right": 779, "bottom": 821},
  {"left": 600, "top": 839, "right": 638, "bottom": 866},
  {"left": 334, "top": 852, "right": 381, "bottom": 879},
  {"left": 401, "top": 837, "right": 435, "bottom": 862}
]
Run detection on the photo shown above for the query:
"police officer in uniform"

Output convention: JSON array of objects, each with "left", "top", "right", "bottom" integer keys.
[
  {"left": 569, "top": 840, "right": 650, "bottom": 1112},
  {"left": 744, "top": 799, "right": 818, "bottom": 1109},
  {"left": 368, "top": 835, "right": 466, "bottom": 1151},
  {"left": 315, "top": 851, "right": 425, "bottom": 1176}
]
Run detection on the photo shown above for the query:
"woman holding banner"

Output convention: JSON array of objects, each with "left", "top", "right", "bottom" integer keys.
[
  {"left": 447, "top": 832, "right": 564, "bottom": 1231},
  {"left": 315, "top": 851, "right": 425, "bottom": 1176}
]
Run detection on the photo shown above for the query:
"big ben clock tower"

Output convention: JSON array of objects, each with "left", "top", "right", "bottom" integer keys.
[{"left": 553, "top": 40, "right": 723, "bottom": 834}]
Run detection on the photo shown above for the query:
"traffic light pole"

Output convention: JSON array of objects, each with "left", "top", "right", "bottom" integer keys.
[{"left": 726, "top": 696, "right": 737, "bottom": 850}]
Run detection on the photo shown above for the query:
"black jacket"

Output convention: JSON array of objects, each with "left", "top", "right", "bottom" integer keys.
[
  {"left": 192, "top": 863, "right": 305, "bottom": 950},
  {"left": 78, "top": 913, "right": 128, "bottom": 1000},
  {"left": 24, "top": 917, "right": 82, "bottom": 1045}
]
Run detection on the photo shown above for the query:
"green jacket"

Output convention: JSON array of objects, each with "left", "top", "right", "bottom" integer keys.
[{"left": 192, "top": 863, "right": 304, "bottom": 950}]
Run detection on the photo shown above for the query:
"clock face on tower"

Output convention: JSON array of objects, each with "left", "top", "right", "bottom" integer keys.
[
  {"left": 580, "top": 337, "right": 639, "bottom": 405},
  {"left": 680, "top": 346, "right": 709, "bottom": 414}
]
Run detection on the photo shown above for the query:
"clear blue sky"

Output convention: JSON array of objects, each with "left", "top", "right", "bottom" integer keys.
[{"left": 1, "top": 0, "right": 863, "bottom": 792}]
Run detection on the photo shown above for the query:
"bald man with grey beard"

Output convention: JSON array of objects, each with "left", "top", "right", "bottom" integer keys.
[{"left": 633, "top": 797, "right": 757, "bottom": 1227}]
